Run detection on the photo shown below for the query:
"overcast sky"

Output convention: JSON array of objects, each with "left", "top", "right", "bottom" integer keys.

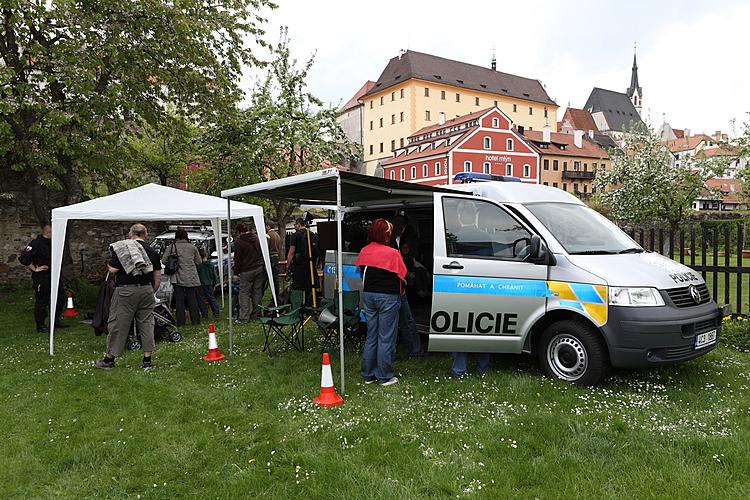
[{"left": 243, "top": 0, "right": 750, "bottom": 137}]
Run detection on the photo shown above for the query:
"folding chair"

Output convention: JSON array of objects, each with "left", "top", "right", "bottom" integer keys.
[
  {"left": 259, "top": 289, "right": 306, "bottom": 354},
  {"left": 315, "top": 290, "right": 363, "bottom": 352}
]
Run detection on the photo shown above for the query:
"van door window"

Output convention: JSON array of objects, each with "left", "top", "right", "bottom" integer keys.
[{"left": 442, "top": 197, "right": 531, "bottom": 260}]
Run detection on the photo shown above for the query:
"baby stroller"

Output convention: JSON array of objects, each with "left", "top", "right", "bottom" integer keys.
[{"left": 126, "top": 297, "right": 182, "bottom": 350}]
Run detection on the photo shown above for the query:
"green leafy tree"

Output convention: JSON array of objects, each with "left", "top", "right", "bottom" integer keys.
[
  {"left": 0, "top": 0, "right": 274, "bottom": 224},
  {"left": 596, "top": 126, "right": 727, "bottom": 230},
  {"left": 198, "top": 27, "right": 358, "bottom": 229}
]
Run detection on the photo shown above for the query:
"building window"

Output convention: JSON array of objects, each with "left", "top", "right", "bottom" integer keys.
[
  {"left": 424, "top": 87, "right": 429, "bottom": 97},
  {"left": 505, "top": 164, "right": 513, "bottom": 176},
  {"left": 369, "top": 100, "right": 373, "bottom": 109},
  {"left": 574, "top": 161, "right": 580, "bottom": 171},
  {"left": 483, "top": 162, "right": 491, "bottom": 174},
  {"left": 400, "top": 138, "right": 404, "bottom": 148},
  {"left": 464, "top": 161, "right": 472, "bottom": 172},
  {"left": 601, "top": 162, "right": 606, "bottom": 171},
  {"left": 593, "top": 162, "right": 598, "bottom": 171},
  {"left": 562, "top": 183, "right": 567, "bottom": 191},
  {"left": 435, "top": 162, "right": 441, "bottom": 176},
  {"left": 573, "top": 183, "right": 579, "bottom": 192},
  {"left": 391, "top": 92, "right": 395, "bottom": 101},
  {"left": 400, "top": 89, "right": 404, "bottom": 98},
  {"left": 379, "top": 142, "right": 384, "bottom": 153},
  {"left": 423, "top": 164, "right": 428, "bottom": 177},
  {"left": 523, "top": 164, "right": 530, "bottom": 177},
  {"left": 492, "top": 117, "right": 500, "bottom": 128},
  {"left": 425, "top": 110, "right": 431, "bottom": 121},
  {"left": 483, "top": 137, "right": 491, "bottom": 149},
  {"left": 380, "top": 96, "right": 383, "bottom": 105},
  {"left": 391, "top": 114, "right": 395, "bottom": 125},
  {"left": 543, "top": 182, "right": 548, "bottom": 186},
  {"left": 369, "top": 121, "right": 373, "bottom": 131},
  {"left": 543, "top": 159, "right": 549, "bottom": 170},
  {"left": 553, "top": 160, "right": 558, "bottom": 171},
  {"left": 583, "top": 184, "right": 588, "bottom": 193},
  {"left": 389, "top": 170, "right": 395, "bottom": 180},
  {"left": 553, "top": 182, "right": 558, "bottom": 188},
  {"left": 563, "top": 161, "right": 568, "bottom": 171},
  {"left": 455, "top": 93, "right": 460, "bottom": 102},
  {"left": 583, "top": 163, "right": 588, "bottom": 172},
  {"left": 506, "top": 139, "right": 514, "bottom": 151},
  {"left": 411, "top": 166, "right": 416, "bottom": 179},
  {"left": 400, "top": 112, "right": 404, "bottom": 122},
  {"left": 544, "top": 108, "right": 548, "bottom": 118},
  {"left": 529, "top": 107, "right": 533, "bottom": 115},
  {"left": 513, "top": 104, "right": 517, "bottom": 112},
  {"left": 441, "top": 90, "right": 446, "bottom": 100},
  {"left": 379, "top": 118, "right": 383, "bottom": 128},
  {"left": 475, "top": 97, "right": 480, "bottom": 106},
  {"left": 400, "top": 168, "right": 405, "bottom": 181},
  {"left": 369, "top": 145, "right": 373, "bottom": 155},
  {"left": 391, "top": 139, "right": 395, "bottom": 151}
]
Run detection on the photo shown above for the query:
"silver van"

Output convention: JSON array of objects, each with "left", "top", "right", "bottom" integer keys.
[{"left": 323, "top": 176, "right": 723, "bottom": 385}]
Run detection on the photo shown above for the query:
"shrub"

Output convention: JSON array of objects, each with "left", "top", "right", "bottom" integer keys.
[{"left": 721, "top": 316, "right": 750, "bottom": 352}]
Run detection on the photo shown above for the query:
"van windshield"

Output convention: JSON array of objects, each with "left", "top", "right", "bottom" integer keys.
[{"left": 525, "top": 203, "right": 642, "bottom": 255}]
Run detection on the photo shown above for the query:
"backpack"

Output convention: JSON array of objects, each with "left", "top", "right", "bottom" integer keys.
[{"left": 163, "top": 242, "right": 179, "bottom": 275}]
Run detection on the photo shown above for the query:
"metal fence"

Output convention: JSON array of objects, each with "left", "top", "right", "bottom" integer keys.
[{"left": 625, "top": 222, "right": 750, "bottom": 312}]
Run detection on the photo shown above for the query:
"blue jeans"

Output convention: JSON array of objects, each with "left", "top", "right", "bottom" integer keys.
[
  {"left": 398, "top": 295, "right": 422, "bottom": 355},
  {"left": 451, "top": 352, "right": 491, "bottom": 377},
  {"left": 198, "top": 284, "right": 220, "bottom": 318},
  {"left": 361, "top": 292, "right": 401, "bottom": 383}
]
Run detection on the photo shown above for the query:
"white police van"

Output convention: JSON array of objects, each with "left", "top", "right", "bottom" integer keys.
[{"left": 322, "top": 172, "right": 724, "bottom": 386}]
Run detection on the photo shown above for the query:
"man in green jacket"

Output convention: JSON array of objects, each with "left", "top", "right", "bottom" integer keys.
[{"left": 197, "top": 248, "right": 220, "bottom": 319}]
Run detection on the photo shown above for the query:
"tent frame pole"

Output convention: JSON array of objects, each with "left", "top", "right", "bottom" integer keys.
[
  {"left": 336, "top": 175, "right": 346, "bottom": 395},
  {"left": 227, "top": 198, "right": 233, "bottom": 355}
]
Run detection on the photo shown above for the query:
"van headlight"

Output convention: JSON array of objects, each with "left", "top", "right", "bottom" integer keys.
[{"left": 608, "top": 287, "right": 665, "bottom": 307}]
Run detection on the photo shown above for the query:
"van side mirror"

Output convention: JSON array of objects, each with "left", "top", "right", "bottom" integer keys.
[
  {"left": 529, "top": 234, "right": 541, "bottom": 259},
  {"left": 528, "top": 235, "right": 554, "bottom": 265}
]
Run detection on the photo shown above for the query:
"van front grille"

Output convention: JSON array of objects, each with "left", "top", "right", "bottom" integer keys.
[{"left": 665, "top": 283, "right": 710, "bottom": 308}]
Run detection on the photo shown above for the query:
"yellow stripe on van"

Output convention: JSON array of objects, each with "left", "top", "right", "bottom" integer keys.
[
  {"left": 583, "top": 303, "right": 608, "bottom": 326},
  {"left": 594, "top": 285, "right": 607, "bottom": 304},
  {"left": 546, "top": 281, "right": 577, "bottom": 301}
]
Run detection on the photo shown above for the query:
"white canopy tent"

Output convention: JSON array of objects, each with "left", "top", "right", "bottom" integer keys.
[{"left": 49, "top": 183, "right": 277, "bottom": 355}]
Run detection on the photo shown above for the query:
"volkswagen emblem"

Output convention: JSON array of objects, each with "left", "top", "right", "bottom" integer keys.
[{"left": 689, "top": 285, "right": 701, "bottom": 305}]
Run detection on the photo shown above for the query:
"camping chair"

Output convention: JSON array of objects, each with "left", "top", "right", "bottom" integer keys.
[
  {"left": 315, "top": 290, "right": 363, "bottom": 352},
  {"left": 259, "top": 289, "right": 306, "bottom": 354}
]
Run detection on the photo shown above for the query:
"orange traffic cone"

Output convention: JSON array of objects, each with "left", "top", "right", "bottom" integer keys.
[
  {"left": 63, "top": 292, "right": 79, "bottom": 317},
  {"left": 202, "top": 324, "right": 225, "bottom": 362},
  {"left": 312, "top": 353, "right": 344, "bottom": 407}
]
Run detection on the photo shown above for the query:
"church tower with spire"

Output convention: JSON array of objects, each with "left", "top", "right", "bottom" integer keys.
[{"left": 626, "top": 46, "right": 643, "bottom": 116}]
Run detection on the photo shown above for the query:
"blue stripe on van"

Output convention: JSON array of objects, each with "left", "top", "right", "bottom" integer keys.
[
  {"left": 558, "top": 300, "right": 586, "bottom": 312},
  {"left": 569, "top": 283, "right": 605, "bottom": 304},
  {"left": 433, "top": 275, "right": 548, "bottom": 297}
]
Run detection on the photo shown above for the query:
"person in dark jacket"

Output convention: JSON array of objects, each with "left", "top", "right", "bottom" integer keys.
[
  {"left": 162, "top": 228, "right": 202, "bottom": 326},
  {"left": 18, "top": 224, "right": 67, "bottom": 332},
  {"left": 390, "top": 217, "right": 424, "bottom": 357},
  {"left": 233, "top": 222, "right": 265, "bottom": 321},
  {"left": 286, "top": 217, "right": 319, "bottom": 298},
  {"left": 197, "top": 248, "right": 220, "bottom": 319}
]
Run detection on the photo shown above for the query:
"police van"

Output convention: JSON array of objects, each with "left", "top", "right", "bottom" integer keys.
[{"left": 321, "top": 172, "right": 724, "bottom": 386}]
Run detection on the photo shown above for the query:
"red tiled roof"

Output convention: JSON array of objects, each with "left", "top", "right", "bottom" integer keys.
[
  {"left": 666, "top": 134, "right": 712, "bottom": 153},
  {"left": 339, "top": 81, "right": 375, "bottom": 113},
  {"left": 411, "top": 107, "right": 493, "bottom": 137},
  {"left": 523, "top": 130, "right": 609, "bottom": 159},
  {"left": 562, "top": 108, "right": 599, "bottom": 132},
  {"left": 702, "top": 177, "right": 743, "bottom": 203},
  {"left": 696, "top": 146, "right": 739, "bottom": 159},
  {"left": 382, "top": 131, "right": 471, "bottom": 166},
  {"left": 672, "top": 128, "right": 685, "bottom": 139}
]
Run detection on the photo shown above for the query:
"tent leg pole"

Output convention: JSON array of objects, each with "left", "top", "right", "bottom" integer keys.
[
  {"left": 227, "top": 198, "right": 233, "bottom": 356},
  {"left": 336, "top": 176, "right": 345, "bottom": 395}
]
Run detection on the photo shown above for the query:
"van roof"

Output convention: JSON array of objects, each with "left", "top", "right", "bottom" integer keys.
[{"left": 450, "top": 181, "right": 586, "bottom": 205}]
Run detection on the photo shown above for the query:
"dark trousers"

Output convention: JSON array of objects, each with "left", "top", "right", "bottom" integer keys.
[
  {"left": 398, "top": 294, "right": 422, "bottom": 355},
  {"left": 198, "top": 284, "right": 220, "bottom": 318},
  {"left": 173, "top": 285, "right": 200, "bottom": 326},
  {"left": 270, "top": 255, "right": 280, "bottom": 297},
  {"left": 34, "top": 274, "right": 66, "bottom": 328}
]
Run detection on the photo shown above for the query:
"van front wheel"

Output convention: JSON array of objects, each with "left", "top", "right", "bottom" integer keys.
[{"left": 538, "top": 320, "right": 608, "bottom": 386}]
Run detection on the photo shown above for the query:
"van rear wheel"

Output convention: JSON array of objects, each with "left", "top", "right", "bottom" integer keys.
[{"left": 538, "top": 320, "right": 608, "bottom": 386}]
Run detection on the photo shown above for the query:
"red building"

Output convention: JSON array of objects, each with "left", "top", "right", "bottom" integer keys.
[{"left": 381, "top": 107, "right": 539, "bottom": 186}]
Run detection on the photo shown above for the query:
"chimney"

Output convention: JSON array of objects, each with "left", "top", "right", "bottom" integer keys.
[
  {"left": 542, "top": 124, "right": 551, "bottom": 143},
  {"left": 573, "top": 130, "right": 584, "bottom": 148},
  {"left": 714, "top": 130, "right": 722, "bottom": 141},
  {"left": 438, "top": 112, "right": 445, "bottom": 125},
  {"left": 588, "top": 129, "right": 595, "bottom": 139},
  {"left": 517, "top": 125, "right": 525, "bottom": 135}
]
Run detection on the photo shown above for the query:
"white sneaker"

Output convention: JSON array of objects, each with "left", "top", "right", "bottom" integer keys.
[
  {"left": 380, "top": 377, "right": 398, "bottom": 387},
  {"left": 363, "top": 378, "right": 377, "bottom": 385}
]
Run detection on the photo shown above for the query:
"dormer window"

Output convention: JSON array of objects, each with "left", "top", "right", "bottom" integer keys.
[{"left": 492, "top": 117, "right": 500, "bottom": 128}]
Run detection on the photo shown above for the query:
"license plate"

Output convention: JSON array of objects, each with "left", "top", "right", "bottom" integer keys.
[{"left": 695, "top": 329, "right": 717, "bottom": 349}]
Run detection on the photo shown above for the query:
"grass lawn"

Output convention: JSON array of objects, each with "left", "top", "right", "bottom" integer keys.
[{"left": 2, "top": 286, "right": 750, "bottom": 499}]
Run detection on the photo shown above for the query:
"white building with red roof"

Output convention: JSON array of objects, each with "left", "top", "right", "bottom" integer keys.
[{"left": 380, "top": 107, "right": 539, "bottom": 186}]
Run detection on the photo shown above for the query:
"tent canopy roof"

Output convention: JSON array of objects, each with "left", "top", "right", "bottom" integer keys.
[
  {"left": 221, "top": 169, "right": 461, "bottom": 206},
  {"left": 52, "top": 183, "right": 260, "bottom": 221}
]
